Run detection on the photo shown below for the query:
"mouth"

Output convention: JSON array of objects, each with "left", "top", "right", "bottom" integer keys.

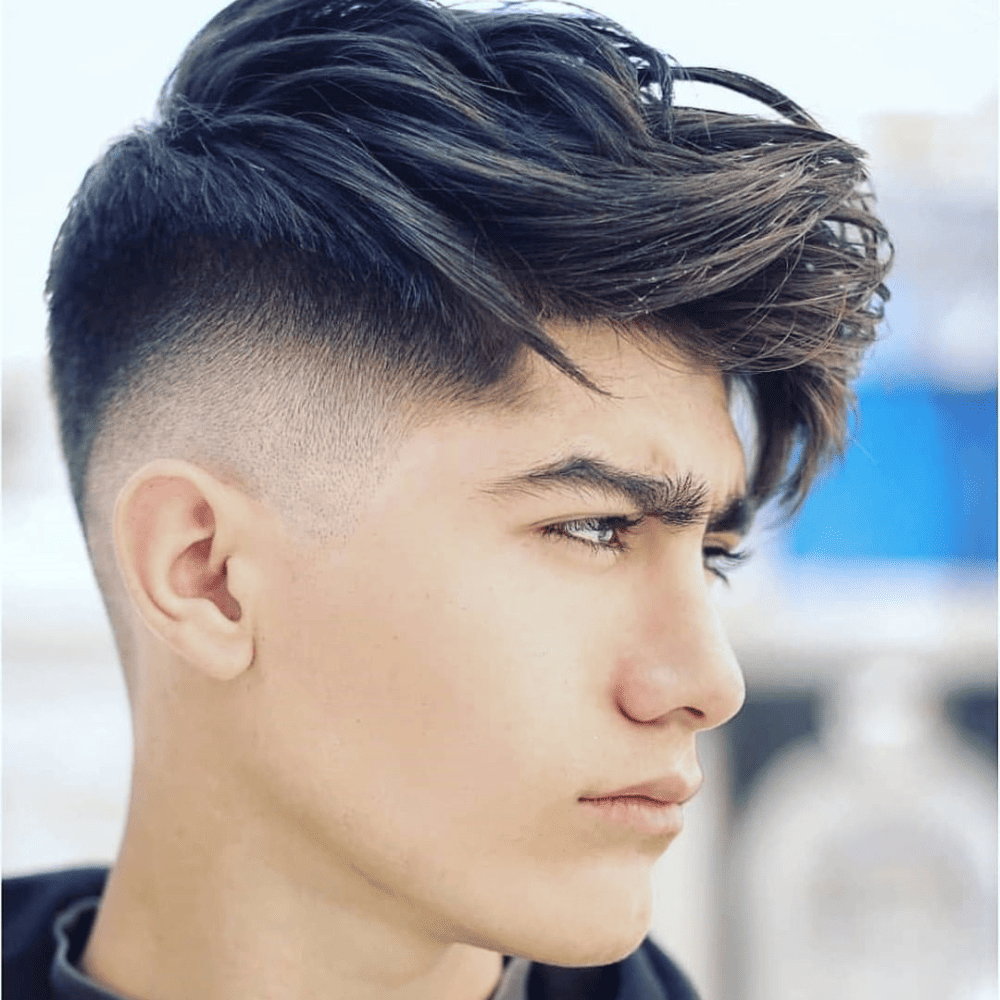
[{"left": 577, "top": 775, "right": 700, "bottom": 836}]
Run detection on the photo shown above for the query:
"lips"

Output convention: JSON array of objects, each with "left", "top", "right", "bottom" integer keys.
[
  {"left": 579, "top": 773, "right": 702, "bottom": 807},
  {"left": 577, "top": 779, "right": 694, "bottom": 837}
]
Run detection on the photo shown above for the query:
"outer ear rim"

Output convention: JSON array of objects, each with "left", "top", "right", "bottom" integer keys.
[{"left": 113, "top": 458, "right": 257, "bottom": 682}]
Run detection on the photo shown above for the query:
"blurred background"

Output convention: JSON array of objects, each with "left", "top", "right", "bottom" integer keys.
[{"left": 2, "top": 1, "right": 996, "bottom": 998}]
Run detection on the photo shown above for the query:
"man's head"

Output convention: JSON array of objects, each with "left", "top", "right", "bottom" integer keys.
[{"left": 45, "top": 0, "right": 890, "bottom": 972}]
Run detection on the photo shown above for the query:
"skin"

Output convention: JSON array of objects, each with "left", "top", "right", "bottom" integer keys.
[{"left": 83, "top": 319, "right": 747, "bottom": 1000}]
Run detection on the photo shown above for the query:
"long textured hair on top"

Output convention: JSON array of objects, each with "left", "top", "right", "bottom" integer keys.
[{"left": 47, "top": 0, "right": 891, "bottom": 521}]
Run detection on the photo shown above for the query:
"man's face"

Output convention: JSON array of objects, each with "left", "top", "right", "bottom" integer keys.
[{"left": 239, "top": 321, "right": 747, "bottom": 965}]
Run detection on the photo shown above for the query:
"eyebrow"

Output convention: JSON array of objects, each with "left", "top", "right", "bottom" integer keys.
[{"left": 483, "top": 454, "right": 753, "bottom": 536}]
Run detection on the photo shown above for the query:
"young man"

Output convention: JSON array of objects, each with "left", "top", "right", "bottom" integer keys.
[{"left": 3, "top": 1, "right": 891, "bottom": 997}]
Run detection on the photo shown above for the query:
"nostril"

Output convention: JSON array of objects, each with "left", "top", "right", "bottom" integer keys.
[{"left": 685, "top": 706, "right": 706, "bottom": 720}]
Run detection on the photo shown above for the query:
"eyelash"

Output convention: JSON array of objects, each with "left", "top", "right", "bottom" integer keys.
[
  {"left": 542, "top": 516, "right": 749, "bottom": 583},
  {"left": 541, "top": 515, "right": 641, "bottom": 552},
  {"left": 701, "top": 545, "right": 750, "bottom": 584}
]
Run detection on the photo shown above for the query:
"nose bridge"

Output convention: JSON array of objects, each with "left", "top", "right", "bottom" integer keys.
[{"left": 614, "top": 568, "right": 746, "bottom": 730}]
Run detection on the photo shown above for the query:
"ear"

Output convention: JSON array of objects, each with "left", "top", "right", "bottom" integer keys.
[{"left": 114, "top": 459, "right": 258, "bottom": 681}]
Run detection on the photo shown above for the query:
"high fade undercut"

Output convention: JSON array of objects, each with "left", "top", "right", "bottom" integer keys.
[{"left": 47, "top": 0, "right": 891, "bottom": 537}]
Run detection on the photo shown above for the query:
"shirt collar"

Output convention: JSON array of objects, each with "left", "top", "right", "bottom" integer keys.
[
  {"left": 51, "top": 897, "right": 127, "bottom": 1000},
  {"left": 491, "top": 957, "right": 533, "bottom": 1000}
]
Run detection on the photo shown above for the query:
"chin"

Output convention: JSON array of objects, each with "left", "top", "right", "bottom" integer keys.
[
  {"left": 474, "top": 875, "right": 654, "bottom": 968},
  {"left": 533, "top": 914, "right": 650, "bottom": 968}
]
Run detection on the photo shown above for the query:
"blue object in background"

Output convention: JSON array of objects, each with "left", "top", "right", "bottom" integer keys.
[{"left": 788, "top": 386, "right": 997, "bottom": 562}]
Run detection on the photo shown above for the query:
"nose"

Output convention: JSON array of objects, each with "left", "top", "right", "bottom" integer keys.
[{"left": 612, "top": 577, "right": 746, "bottom": 730}]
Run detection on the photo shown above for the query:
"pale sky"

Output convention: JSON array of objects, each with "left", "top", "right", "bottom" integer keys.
[{"left": 2, "top": 0, "right": 997, "bottom": 360}]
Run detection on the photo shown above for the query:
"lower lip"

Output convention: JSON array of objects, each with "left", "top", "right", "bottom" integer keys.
[{"left": 579, "top": 796, "right": 684, "bottom": 836}]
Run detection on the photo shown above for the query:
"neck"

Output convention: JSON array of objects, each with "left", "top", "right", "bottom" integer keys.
[{"left": 83, "top": 769, "right": 503, "bottom": 1000}]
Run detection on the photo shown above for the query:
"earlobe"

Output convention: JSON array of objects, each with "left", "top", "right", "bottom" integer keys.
[{"left": 114, "top": 460, "right": 256, "bottom": 681}]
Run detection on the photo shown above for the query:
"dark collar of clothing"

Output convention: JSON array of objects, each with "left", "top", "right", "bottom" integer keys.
[
  {"left": 50, "top": 897, "right": 123, "bottom": 1000},
  {"left": 3, "top": 867, "right": 699, "bottom": 1000}
]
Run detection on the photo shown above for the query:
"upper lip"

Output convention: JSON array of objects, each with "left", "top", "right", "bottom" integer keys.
[{"left": 580, "top": 773, "right": 702, "bottom": 806}]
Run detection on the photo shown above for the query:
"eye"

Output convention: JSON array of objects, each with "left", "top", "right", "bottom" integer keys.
[
  {"left": 702, "top": 545, "right": 750, "bottom": 584},
  {"left": 542, "top": 515, "right": 642, "bottom": 552}
]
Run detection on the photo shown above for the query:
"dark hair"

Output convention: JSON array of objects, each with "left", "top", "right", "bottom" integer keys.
[{"left": 47, "top": 0, "right": 891, "bottom": 522}]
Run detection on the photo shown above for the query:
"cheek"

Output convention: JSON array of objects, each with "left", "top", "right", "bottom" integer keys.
[{"left": 250, "top": 536, "right": 604, "bottom": 812}]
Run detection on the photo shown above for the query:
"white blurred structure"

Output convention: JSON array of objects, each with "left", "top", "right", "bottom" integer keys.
[{"left": 734, "top": 655, "right": 997, "bottom": 1000}]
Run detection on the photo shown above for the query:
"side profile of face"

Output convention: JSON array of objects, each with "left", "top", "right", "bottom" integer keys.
[{"left": 117, "top": 319, "right": 748, "bottom": 972}]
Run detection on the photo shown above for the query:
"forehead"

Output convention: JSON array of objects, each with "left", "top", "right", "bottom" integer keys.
[
  {"left": 399, "top": 320, "right": 746, "bottom": 504},
  {"left": 507, "top": 321, "right": 741, "bottom": 474}
]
